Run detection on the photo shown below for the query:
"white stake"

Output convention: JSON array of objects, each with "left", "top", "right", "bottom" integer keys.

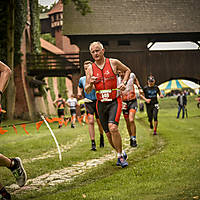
[{"left": 40, "top": 114, "right": 62, "bottom": 161}]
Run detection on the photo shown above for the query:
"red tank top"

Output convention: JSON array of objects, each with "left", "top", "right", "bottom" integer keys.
[{"left": 92, "top": 58, "right": 118, "bottom": 102}]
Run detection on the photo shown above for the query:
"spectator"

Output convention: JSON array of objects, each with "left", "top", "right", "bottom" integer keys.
[{"left": 177, "top": 91, "right": 187, "bottom": 119}]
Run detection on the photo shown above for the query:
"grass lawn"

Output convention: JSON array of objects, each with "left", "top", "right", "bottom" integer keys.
[{"left": 0, "top": 95, "right": 200, "bottom": 200}]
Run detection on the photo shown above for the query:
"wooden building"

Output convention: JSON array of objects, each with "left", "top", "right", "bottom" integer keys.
[{"left": 63, "top": 0, "right": 200, "bottom": 86}]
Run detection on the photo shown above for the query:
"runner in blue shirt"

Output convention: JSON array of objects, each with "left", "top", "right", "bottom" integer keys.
[{"left": 79, "top": 60, "right": 104, "bottom": 151}]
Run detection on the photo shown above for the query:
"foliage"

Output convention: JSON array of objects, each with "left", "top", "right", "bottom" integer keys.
[
  {"left": 57, "top": 77, "right": 68, "bottom": 100},
  {"left": 41, "top": 33, "right": 56, "bottom": 45},
  {"left": 63, "top": 0, "right": 91, "bottom": 15},
  {"left": 0, "top": 2, "right": 7, "bottom": 63},
  {"left": 30, "top": 0, "right": 41, "bottom": 54},
  {"left": 38, "top": 2, "right": 57, "bottom": 13},
  {"left": 0, "top": 0, "right": 27, "bottom": 65},
  {"left": 14, "top": 0, "right": 27, "bottom": 66},
  {"left": 48, "top": 77, "right": 56, "bottom": 101}
]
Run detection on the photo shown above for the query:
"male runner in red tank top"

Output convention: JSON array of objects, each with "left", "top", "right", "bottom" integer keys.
[{"left": 85, "top": 41, "right": 131, "bottom": 168}]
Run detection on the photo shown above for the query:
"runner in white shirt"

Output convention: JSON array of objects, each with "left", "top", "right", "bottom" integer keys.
[{"left": 66, "top": 94, "right": 78, "bottom": 128}]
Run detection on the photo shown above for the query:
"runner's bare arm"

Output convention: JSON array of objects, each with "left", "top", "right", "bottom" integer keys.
[
  {"left": 63, "top": 99, "right": 66, "bottom": 107},
  {"left": 85, "top": 65, "right": 96, "bottom": 94},
  {"left": 0, "top": 61, "right": 12, "bottom": 93},
  {"left": 111, "top": 59, "right": 131, "bottom": 91},
  {"left": 53, "top": 99, "right": 57, "bottom": 105},
  {"left": 134, "top": 77, "right": 143, "bottom": 93},
  {"left": 139, "top": 91, "right": 151, "bottom": 103},
  {"left": 112, "top": 59, "right": 130, "bottom": 84}
]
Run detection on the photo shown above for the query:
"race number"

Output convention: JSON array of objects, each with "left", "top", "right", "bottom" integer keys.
[
  {"left": 100, "top": 90, "right": 112, "bottom": 102},
  {"left": 154, "top": 104, "right": 159, "bottom": 110}
]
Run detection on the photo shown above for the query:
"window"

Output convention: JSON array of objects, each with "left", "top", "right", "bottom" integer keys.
[{"left": 118, "top": 40, "right": 130, "bottom": 46}]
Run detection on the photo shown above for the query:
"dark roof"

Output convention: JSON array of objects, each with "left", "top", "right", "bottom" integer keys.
[{"left": 63, "top": 0, "right": 200, "bottom": 35}]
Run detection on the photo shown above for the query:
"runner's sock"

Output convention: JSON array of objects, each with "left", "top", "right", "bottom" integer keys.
[{"left": 131, "top": 136, "right": 136, "bottom": 140}]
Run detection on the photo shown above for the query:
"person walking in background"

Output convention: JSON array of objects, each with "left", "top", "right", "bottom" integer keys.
[
  {"left": 66, "top": 94, "right": 77, "bottom": 128},
  {"left": 140, "top": 75, "right": 163, "bottom": 135},
  {"left": 53, "top": 94, "right": 65, "bottom": 128},
  {"left": 177, "top": 91, "right": 187, "bottom": 119},
  {"left": 118, "top": 70, "right": 142, "bottom": 147},
  {"left": 79, "top": 60, "right": 104, "bottom": 151},
  {"left": 0, "top": 61, "right": 27, "bottom": 200},
  {"left": 77, "top": 95, "right": 87, "bottom": 124},
  {"left": 85, "top": 41, "right": 131, "bottom": 168}
]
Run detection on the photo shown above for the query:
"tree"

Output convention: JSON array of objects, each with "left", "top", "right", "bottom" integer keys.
[
  {"left": 38, "top": 2, "right": 57, "bottom": 13},
  {"left": 0, "top": 0, "right": 91, "bottom": 120},
  {"left": 6, "top": 0, "right": 15, "bottom": 119},
  {"left": 63, "top": 0, "right": 91, "bottom": 16}
]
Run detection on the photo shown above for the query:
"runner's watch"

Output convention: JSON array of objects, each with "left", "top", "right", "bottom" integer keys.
[{"left": 123, "top": 81, "right": 127, "bottom": 85}]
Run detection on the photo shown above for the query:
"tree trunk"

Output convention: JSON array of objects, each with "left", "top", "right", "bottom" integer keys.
[{"left": 6, "top": 0, "right": 16, "bottom": 120}]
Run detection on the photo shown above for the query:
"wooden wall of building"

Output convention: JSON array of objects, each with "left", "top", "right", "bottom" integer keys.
[{"left": 80, "top": 49, "right": 200, "bottom": 87}]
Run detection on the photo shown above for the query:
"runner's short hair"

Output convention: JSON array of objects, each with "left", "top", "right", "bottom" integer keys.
[{"left": 89, "top": 41, "right": 104, "bottom": 52}]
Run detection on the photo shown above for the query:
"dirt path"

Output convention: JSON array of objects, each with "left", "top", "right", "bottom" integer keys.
[{"left": 8, "top": 139, "right": 135, "bottom": 194}]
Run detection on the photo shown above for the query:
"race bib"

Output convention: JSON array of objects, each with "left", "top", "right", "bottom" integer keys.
[{"left": 100, "top": 90, "right": 112, "bottom": 102}]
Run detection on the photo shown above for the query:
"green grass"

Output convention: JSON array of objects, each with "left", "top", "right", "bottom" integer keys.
[{"left": 0, "top": 96, "right": 200, "bottom": 200}]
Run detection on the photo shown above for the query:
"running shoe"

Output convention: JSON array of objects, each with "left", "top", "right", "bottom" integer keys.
[
  {"left": 150, "top": 122, "right": 153, "bottom": 129},
  {"left": 71, "top": 124, "right": 75, "bottom": 128},
  {"left": 116, "top": 151, "right": 128, "bottom": 166},
  {"left": 91, "top": 143, "right": 96, "bottom": 151},
  {"left": 123, "top": 151, "right": 128, "bottom": 160},
  {"left": 11, "top": 157, "right": 27, "bottom": 187},
  {"left": 153, "top": 131, "right": 157, "bottom": 135},
  {"left": 117, "top": 156, "right": 128, "bottom": 168},
  {"left": 130, "top": 138, "right": 137, "bottom": 147}
]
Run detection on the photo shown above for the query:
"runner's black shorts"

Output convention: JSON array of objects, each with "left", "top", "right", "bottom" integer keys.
[
  {"left": 145, "top": 103, "right": 159, "bottom": 122},
  {"left": 80, "top": 110, "right": 86, "bottom": 115},
  {"left": 70, "top": 109, "right": 76, "bottom": 116},
  {"left": 85, "top": 100, "right": 99, "bottom": 119},
  {"left": 122, "top": 98, "right": 138, "bottom": 118},
  {"left": 57, "top": 109, "right": 64, "bottom": 118},
  {"left": 97, "top": 96, "right": 122, "bottom": 133}
]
